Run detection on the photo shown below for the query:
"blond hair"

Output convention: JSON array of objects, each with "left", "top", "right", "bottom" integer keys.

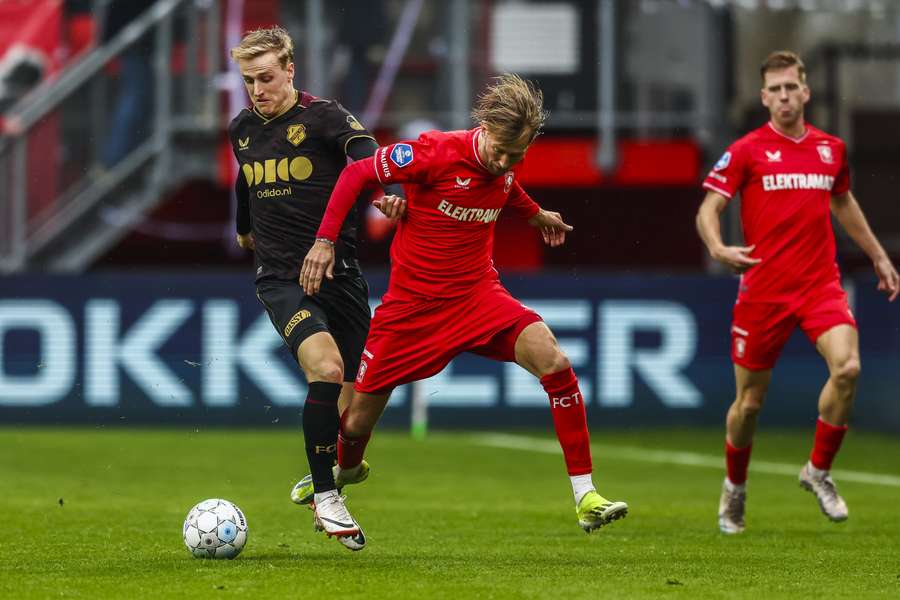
[
  {"left": 230, "top": 26, "right": 294, "bottom": 68},
  {"left": 760, "top": 50, "right": 806, "bottom": 84},
  {"left": 471, "top": 74, "right": 547, "bottom": 144}
]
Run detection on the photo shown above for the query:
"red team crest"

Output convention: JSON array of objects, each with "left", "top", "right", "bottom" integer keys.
[
  {"left": 817, "top": 144, "right": 833, "bottom": 164},
  {"left": 504, "top": 171, "right": 514, "bottom": 193}
]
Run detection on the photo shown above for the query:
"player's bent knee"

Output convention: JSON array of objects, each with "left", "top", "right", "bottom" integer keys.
[
  {"left": 833, "top": 358, "right": 861, "bottom": 385},
  {"left": 305, "top": 360, "right": 344, "bottom": 384},
  {"left": 522, "top": 344, "right": 570, "bottom": 377},
  {"left": 736, "top": 392, "right": 765, "bottom": 417},
  {"left": 739, "top": 401, "right": 763, "bottom": 419}
]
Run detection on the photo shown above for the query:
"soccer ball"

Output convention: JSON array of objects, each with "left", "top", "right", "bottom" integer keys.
[{"left": 182, "top": 498, "right": 248, "bottom": 559}]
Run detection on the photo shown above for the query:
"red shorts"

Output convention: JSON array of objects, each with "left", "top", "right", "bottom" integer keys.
[
  {"left": 354, "top": 280, "right": 542, "bottom": 393},
  {"left": 731, "top": 280, "right": 857, "bottom": 371}
]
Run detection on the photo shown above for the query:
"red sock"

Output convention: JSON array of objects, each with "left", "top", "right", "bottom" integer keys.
[
  {"left": 336, "top": 411, "right": 371, "bottom": 470},
  {"left": 725, "top": 439, "right": 752, "bottom": 485},
  {"left": 541, "top": 367, "right": 592, "bottom": 476},
  {"left": 810, "top": 417, "right": 848, "bottom": 471}
]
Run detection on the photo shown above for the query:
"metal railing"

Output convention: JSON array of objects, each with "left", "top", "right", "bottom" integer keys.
[{"left": 0, "top": 0, "right": 220, "bottom": 272}]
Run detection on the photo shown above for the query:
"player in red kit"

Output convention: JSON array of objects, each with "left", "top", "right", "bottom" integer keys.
[
  {"left": 300, "top": 74, "right": 628, "bottom": 538},
  {"left": 696, "top": 51, "right": 899, "bottom": 534}
]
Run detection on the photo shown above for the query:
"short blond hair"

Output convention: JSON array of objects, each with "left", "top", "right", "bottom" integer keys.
[
  {"left": 471, "top": 74, "right": 547, "bottom": 144},
  {"left": 230, "top": 26, "right": 294, "bottom": 68},
  {"left": 760, "top": 50, "right": 806, "bottom": 84}
]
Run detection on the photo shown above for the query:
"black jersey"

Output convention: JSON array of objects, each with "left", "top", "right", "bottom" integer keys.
[{"left": 228, "top": 91, "right": 375, "bottom": 281}]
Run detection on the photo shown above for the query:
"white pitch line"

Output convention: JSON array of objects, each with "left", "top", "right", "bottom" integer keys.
[{"left": 473, "top": 432, "right": 900, "bottom": 488}]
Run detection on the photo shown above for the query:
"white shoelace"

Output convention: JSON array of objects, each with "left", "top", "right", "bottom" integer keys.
[{"left": 319, "top": 494, "right": 354, "bottom": 522}]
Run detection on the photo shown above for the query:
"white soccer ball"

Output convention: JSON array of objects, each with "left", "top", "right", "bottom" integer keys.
[{"left": 182, "top": 498, "right": 248, "bottom": 559}]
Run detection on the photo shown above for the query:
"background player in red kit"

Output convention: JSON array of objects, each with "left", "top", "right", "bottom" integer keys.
[
  {"left": 696, "top": 51, "right": 899, "bottom": 534},
  {"left": 301, "top": 74, "right": 628, "bottom": 535}
]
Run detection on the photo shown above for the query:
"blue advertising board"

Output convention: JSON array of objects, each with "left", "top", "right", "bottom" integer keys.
[{"left": 0, "top": 272, "right": 897, "bottom": 431}]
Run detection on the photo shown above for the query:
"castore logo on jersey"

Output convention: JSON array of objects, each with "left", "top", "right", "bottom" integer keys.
[{"left": 455, "top": 176, "right": 471, "bottom": 189}]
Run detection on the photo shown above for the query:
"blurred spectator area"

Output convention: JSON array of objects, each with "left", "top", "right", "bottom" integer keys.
[
  {"left": 4, "top": 0, "right": 900, "bottom": 275},
  {"left": 0, "top": 0, "right": 222, "bottom": 272},
  {"left": 0, "top": 0, "right": 64, "bottom": 227},
  {"left": 101, "top": 0, "right": 710, "bottom": 274}
]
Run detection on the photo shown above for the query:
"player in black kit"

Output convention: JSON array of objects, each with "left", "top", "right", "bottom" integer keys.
[{"left": 228, "top": 26, "right": 403, "bottom": 551}]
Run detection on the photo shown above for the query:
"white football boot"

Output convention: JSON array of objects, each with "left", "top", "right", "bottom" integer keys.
[
  {"left": 799, "top": 462, "right": 848, "bottom": 522},
  {"left": 312, "top": 490, "right": 361, "bottom": 538},
  {"left": 718, "top": 478, "right": 746, "bottom": 534},
  {"left": 336, "top": 525, "right": 367, "bottom": 552},
  {"left": 309, "top": 499, "right": 366, "bottom": 551}
]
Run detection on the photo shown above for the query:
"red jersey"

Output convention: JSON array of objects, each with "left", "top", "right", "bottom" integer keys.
[
  {"left": 318, "top": 128, "right": 540, "bottom": 299},
  {"left": 702, "top": 122, "right": 850, "bottom": 302}
]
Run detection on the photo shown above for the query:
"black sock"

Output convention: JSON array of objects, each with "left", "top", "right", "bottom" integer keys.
[{"left": 302, "top": 381, "right": 342, "bottom": 493}]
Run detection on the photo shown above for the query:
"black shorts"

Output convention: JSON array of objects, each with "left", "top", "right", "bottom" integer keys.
[{"left": 255, "top": 274, "right": 370, "bottom": 382}]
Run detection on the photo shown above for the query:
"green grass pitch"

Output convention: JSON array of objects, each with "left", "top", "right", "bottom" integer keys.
[{"left": 1, "top": 426, "right": 898, "bottom": 599}]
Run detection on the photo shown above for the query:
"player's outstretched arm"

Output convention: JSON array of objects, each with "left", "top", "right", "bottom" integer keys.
[
  {"left": 317, "top": 158, "right": 380, "bottom": 242},
  {"left": 696, "top": 191, "right": 761, "bottom": 273},
  {"left": 527, "top": 209, "right": 573, "bottom": 247},
  {"left": 831, "top": 191, "right": 899, "bottom": 301},
  {"left": 303, "top": 158, "right": 379, "bottom": 295},
  {"left": 346, "top": 137, "right": 407, "bottom": 220}
]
